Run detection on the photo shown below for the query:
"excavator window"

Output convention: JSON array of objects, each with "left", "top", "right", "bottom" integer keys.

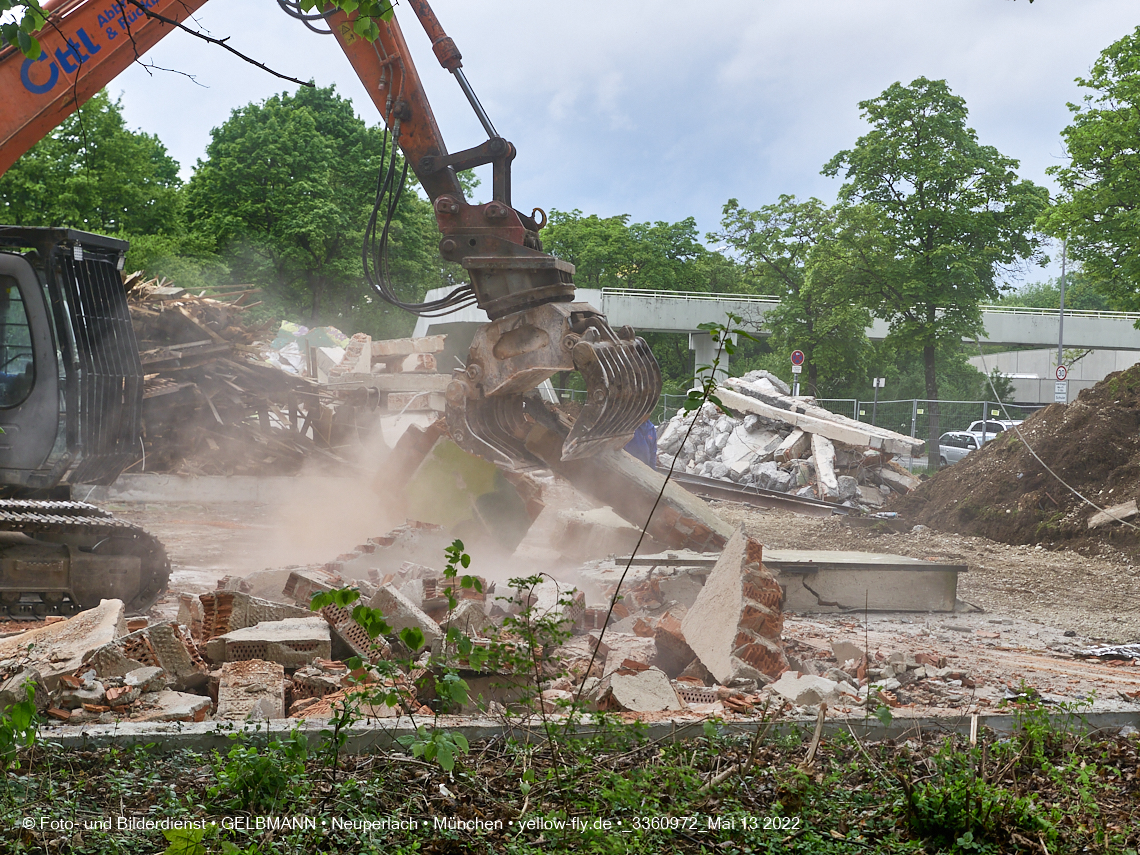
[{"left": 0, "top": 276, "right": 34, "bottom": 408}]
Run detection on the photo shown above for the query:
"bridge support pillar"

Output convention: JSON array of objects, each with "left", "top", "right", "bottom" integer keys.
[{"left": 689, "top": 332, "right": 735, "bottom": 383}]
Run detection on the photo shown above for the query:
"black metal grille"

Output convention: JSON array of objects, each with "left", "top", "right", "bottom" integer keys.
[{"left": 52, "top": 245, "right": 143, "bottom": 485}]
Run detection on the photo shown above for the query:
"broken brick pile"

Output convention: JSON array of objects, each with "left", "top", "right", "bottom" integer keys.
[
  {"left": 657, "top": 370, "right": 922, "bottom": 508},
  {"left": 0, "top": 516, "right": 984, "bottom": 724}
]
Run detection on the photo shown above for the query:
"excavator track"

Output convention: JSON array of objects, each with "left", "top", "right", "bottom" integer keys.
[{"left": 0, "top": 500, "right": 170, "bottom": 618}]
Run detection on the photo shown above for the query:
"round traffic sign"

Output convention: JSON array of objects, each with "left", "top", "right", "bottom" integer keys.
[
  {"left": 790, "top": 350, "right": 805, "bottom": 366},
  {"left": 1056, "top": 365, "right": 1068, "bottom": 381}
]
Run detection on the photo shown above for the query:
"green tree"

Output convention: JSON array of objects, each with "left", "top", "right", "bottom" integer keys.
[
  {"left": 1041, "top": 27, "right": 1140, "bottom": 311},
  {"left": 0, "top": 90, "right": 181, "bottom": 235},
  {"left": 184, "top": 85, "right": 442, "bottom": 335},
  {"left": 996, "top": 271, "right": 1111, "bottom": 311},
  {"left": 714, "top": 196, "right": 872, "bottom": 396},
  {"left": 823, "top": 77, "right": 1048, "bottom": 467},
  {"left": 541, "top": 209, "right": 740, "bottom": 293}
]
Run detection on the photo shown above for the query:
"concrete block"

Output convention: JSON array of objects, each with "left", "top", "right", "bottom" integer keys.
[
  {"left": 550, "top": 507, "right": 645, "bottom": 562},
  {"left": 652, "top": 614, "right": 698, "bottom": 679},
  {"left": 132, "top": 690, "right": 211, "bottom": 723},
  {"left": 216, "top": 660, "right": 286, "bottom": 721},
  {"left": 205, "top": 618, "right": 332, "bottom": 667},
  {"left": 770, "top": 672, "right": 854, "bottom": 706},
  {"left": 879, "top": 466, "right": 921, "bottom": 494},
  {"left": 681, "top": 529, "right": 787, "bottom": 684},
  {"left": 319, "top": 603, "right": 391, "bottom": 664},
  {"left": 593, "top": 632, "right": 657, "bottom": 670},
  {"left": 856, "top": 485, "right": 884, "bottom": 508},
  {"left": 368, "top": 585, "right": 442, "bottom": 648},
  {"left": 59, "top": 681, "right": 106, "bottom": 710},
  {"left": 0, "top": 599, "right": 125, "bottom": 692},
  {"left": 599, "top": 666, "right": 683, "bottom": 712}
]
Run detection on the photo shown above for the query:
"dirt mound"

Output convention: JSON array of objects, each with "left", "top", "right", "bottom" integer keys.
[{"left": 890, "top": 364, "right": 1140, "bottom": 557}]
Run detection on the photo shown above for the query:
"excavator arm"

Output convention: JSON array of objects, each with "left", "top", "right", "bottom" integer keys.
[{"left": 0, "top": 0, "right": 662, "bottom": 470}]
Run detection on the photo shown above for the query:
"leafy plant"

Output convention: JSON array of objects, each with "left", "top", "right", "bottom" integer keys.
[
  {"left": 396, "top": 726, "right": 469, "bottom": 773},
  {"left": 0, "top": 682, "right": 37, "bottom": 771},
  {"left": 208, "top": 726, "right": 310, "bottom": 813}
]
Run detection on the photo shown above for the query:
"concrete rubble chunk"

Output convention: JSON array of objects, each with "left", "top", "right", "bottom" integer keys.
[
  {"left": 651, "top": 613, "right": 698, "bottom": 679},
  {"left": 396, "top": 352, "right": 437, "bottom": 374},
  {"left": 879, "top": 465, "right": 921, "bottom": 494},
  {"left": 86, "top": 622, "right": 208, "bottom": 691},
  {"left": 205, "top": 617, "right": 332, "bottom": 667},
  {"left": 124, "top": 667, "right": 167, "bottom": 693},
  {"left": 1087, "top": 499, "right": 1138, "bottom": 529},
  {"left": 811, "top": 434, "right": 839, "bottom": 500},
  {"left": 441, "top": 600, "right": 494, "bottom": 637},
  {"left": 770, "top": 672, "right": 856, "bottom": 707},
  {"left": 831, "top": 641, "right": 866, "bottom": 666},
  {"left": 0, "top": 599, "right": 125, "bottom": 692},
  {"left": 681, "top": 529, "right": 788, "bottom": 684},
  {"left": 216, "top": 660, "right": 286, "bottom": 720},
  {"left": 0, "top": 668, "right": 48, "bottom": 712},
  {"left": 132, "top": 690, "right": 212, "bottom": 723},
  {"left": 598, "top": 666, "right": 683, "bottom": 712},
  {"left": 592, "top": 632, "right": 657, "bottom": 670},
  {"left": 368, "top": 585, "right": 443, "bottom": 647},
  {"left": 775, "top": 428, "right": 810, "bottom": 463}
]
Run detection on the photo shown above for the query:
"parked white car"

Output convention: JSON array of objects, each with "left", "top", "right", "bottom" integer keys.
[
  {"left": 938, "top": 431, "right": 980, "bottom": 467},
  {"left": 966, "top": 419, "right": 1022, "bottom": 445}
]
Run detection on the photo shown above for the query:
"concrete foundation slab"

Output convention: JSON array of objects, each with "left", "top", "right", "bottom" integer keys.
[
  {"left": 205, "top": 617, "right": 332, "bottom": 667},
  {"left": 764, "top": 550, "right": 966, "bottom": 613}
]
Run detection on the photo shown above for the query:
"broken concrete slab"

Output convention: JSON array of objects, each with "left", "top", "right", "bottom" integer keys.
[
  {"left": 550, "top": 507, "right": 650, "bottom": 561},
  {"left": 592, "top": 632, "right": 657, "bottom": 670},
  {"left": 124, "top": 667, "right": 166, "bottom": 693},
  {"left": 132, "top": 690, "right": 211, "bottom": 723},
  {"left": 719, "top": 384, "right": 924, "bottom": 457},
  {"left": 0, "top": 599, "right": 126, "bottom": 692},
  {"left": 831, "top": 641, "right": 866, "bottom": 667},
  {"left": 764, "top": 550, "right": 966, "bottom": 613},
  {"left": 599, "top": 666, "right": 683, "bottom": 713},
  {"left": 204, "top": 618, "right": 332, "bottom": 667},
  {"left": 1088, "top": 499, "right": 1139, "bottom": 530},
  {"left": 368, "top": 585, "right": 442, "bottom": 648},
  {"left": 878, "top": 465, "right": 922, "bottom": 494},
  {"left": 441, "top": 600, "right": 494, "bottom": 638},
  {"left": 216, "top": 660, "right": 286, "bottom": 721},
  {"left": 811, "top": 434, "right": 839, "bottom": 500},
  {"left": 681, "top": 529, "right": 787, "bottom": 685},
  {"left": 372, "top": 335, "right": 446, "bottom": 358}
]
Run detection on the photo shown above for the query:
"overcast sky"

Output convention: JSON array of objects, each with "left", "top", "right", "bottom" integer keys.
[{"left": 109, "top": 0, "right": 1137, "bottom": 283}]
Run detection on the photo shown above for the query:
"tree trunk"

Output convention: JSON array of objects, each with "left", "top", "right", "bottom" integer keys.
[
  {"left": 808, "top": 362, "right": 819, "bottom": 398},
  {"left": 924, "top": 343, "right": 941, "bottom": 470}
]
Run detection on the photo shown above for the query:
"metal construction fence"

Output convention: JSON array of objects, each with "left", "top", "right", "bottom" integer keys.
[{"left": 815, "top": 398, "right": 1046, "bottom": 440}]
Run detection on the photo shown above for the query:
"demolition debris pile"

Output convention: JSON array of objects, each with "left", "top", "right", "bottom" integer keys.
[
  {"left": 658, "top": 371, "right": 923, "bottom": 509},
  {"left": 0, "top": 519, "right": 991, "bottom": 725},
  {"left": 128, "top": 276, "right": 450, "bottom": 476},
  {"left": 893, "top": 363, "right": 1140, "bottom": 554}
]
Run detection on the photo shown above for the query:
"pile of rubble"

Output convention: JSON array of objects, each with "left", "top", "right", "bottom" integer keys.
[
  {"left": 658, "top": 371, "right": 923, "bottom": 508},
  {"left": 127, "top": 275, "right": 453, "bottom": 476},
  {"left": 0, "top": 517, "right": 991, "bottom": 724}
]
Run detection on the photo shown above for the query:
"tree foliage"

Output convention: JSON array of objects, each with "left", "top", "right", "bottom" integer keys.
[
  {"left": 184, "top": 85, "right": 444, "bottom": 335},
  {"left": 714, "top": 195, "right": 871, "bottom": 396},
  {"left": 823, "top": 77, "right": 1048, "bottom": 464},
  {"left": 0, "top": 90, "right": 182, "bottom": 235},
  {"left": 1041, "top": 27, "right": 1140, "bottom": 311}
]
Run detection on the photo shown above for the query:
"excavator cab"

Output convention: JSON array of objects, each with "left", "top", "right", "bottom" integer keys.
[
  {"left": 0, "top": 227, "right": 143, "bottom": 492},
  {"left": 0, "top": 227, "right": 167, "bottom": 616}
]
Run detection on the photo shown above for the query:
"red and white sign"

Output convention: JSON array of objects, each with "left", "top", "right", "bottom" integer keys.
[
  {"left": 790, "top": 350, "right": 805, "bottom": 366},
  {"left": 1055, "top": 365, "right": 1068, "bottom": 381}
]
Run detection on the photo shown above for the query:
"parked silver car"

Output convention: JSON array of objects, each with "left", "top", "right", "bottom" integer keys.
[
  {"left": 966, "top": 419, "right": 1022, "bottom": 446},
  {"left": 939, "top": 431, "right": 980, "bottom": 467}
]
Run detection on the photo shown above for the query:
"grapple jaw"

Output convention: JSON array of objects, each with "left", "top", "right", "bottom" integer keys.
[{"left": 445, "top": 302, "right": 661, "bottom": 468}]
